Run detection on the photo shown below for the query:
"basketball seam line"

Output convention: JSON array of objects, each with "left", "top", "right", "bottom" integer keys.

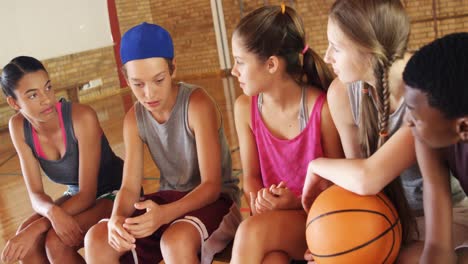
[
  {"left": 307, "top": 209, "right": 400, "bottom": 258},
  {"left": 376, "top": 194, "right": 398, "bottom": 264}
]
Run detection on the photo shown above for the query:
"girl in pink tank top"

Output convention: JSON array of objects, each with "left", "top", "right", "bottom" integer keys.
[
  {"left": 230, "top": 5, "right": 343, "bottom": 263},
  {"left": 252, "top": 90, "right": 326, "bottom": 197}
]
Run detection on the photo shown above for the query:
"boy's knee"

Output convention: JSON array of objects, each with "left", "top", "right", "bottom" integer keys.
[
  {"left": 85, "top": 222, "right": 108, "bottom": 249},
  {"left": 85, "top": 222, "right": 119, "bottom": 263},
  {"left": 161, "top": 233, "right": 189, "bottom": 254},
  {"left": 161, "top": 224, "right": 199, "bottom": 256}
]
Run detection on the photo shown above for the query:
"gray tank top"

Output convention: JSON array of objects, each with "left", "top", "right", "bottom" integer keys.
[
  {"left": 347, "top": 81, "right": 465, "bottom": 214},
  {"left": 135, "top": 82, "right": 240, "bottom": 205}
]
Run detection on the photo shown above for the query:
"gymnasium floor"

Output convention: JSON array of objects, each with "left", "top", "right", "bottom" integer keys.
[{"left": 0, "top": 76, "right": 249, "bottom": 264}]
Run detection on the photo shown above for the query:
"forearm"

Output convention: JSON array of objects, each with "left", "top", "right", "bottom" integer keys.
[
  {"left": 57, "top": 192, "right": 96, "bottom": 216},
  {"left": 309, "top": 158, "right": 385, "bottom": 195},
  {"left": 163, "top": 181, "right": 221, "bottom": 222},
  {"left": 243, "top": 176, "right": 264, "bottom": 197},
  {"left": 12, "top": 214, "right": 52, "bottom": 237},
  {"left": 30, "top": 192, "right": 57, "bottom": 217},
  {"left": 21, "top": 217, "right": 52, "bottom": 236},
  {"left": 112, "top": 187, "right": 141, "bottom": 218},
  {"left": 420, "top": 243, "right": 457, "bottom": 264},
  {"left": 416, "top": 138, "right": 454, "bottom": 262},
  {"left": 421, "top": 174, "right": 454, "bottom": 262}
]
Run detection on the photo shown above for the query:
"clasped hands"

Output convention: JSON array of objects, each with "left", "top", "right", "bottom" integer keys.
[
  {"left": 249, "top": 181, "right": 302, "bottom": 215},
  {"left": 108, "top": 199, "right": 167, "bottom": 252}
]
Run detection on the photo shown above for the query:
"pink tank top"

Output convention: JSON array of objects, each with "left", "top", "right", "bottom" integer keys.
[{"left": 251, "top": 92, "right": 325, "bottom": 196}]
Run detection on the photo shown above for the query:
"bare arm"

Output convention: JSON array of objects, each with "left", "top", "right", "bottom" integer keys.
[
  {"left": 309, "top": 79, "right": 416, "bottom": 195},
  {"left": 309, "top": 127, "right": 415, "bottom": 195},
  {"left": 53, "top": 104, "right": 102, "bottom": 215},
  {"left": 320, "top": 100, "right": 344, "bottom": 160},
  {"left": 234, "top": 95, "right": 263, "bottom": 205},
  {"left": 106, "top": 106, "right": 144, "bottom": 252},
  {"left": 112, "top": 106, "right": 144, "bottom": 219},
  {"left": 302, "top": 98, "right": 344, "bottom": 210},
  {"left": 2, "top": 116, "right": 57, "bottom": 261},
  {"left": 7, "top": 109, "right": 100, "bottom": 245},
  {"left": 416, "top": 139, "right": 456, "bottom": 263},
  {"left": 327, "top": 79, "right": 361, "bottom": 158},
  {"left": 9, "top": 114, "right": 56, "bottom": 219}
]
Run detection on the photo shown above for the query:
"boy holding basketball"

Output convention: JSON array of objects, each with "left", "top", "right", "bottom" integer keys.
[{"left": 403, "top": 33, "right": 468, "bottom": 263}]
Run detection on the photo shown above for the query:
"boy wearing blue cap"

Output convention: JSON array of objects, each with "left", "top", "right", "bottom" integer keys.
[{"left": 84, "top": 22, "right": 241, "bottom": 264}]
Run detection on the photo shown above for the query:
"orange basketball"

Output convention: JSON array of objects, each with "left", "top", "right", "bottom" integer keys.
[{"left": 306, "top": 185, "right": 401, "bottom": 264}]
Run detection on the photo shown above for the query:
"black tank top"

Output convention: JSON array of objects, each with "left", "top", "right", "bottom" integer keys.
[{"left": 23, "top": 99, "right": 123, "bottom": 196}]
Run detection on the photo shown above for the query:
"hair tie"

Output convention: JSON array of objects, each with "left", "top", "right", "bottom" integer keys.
[
  {"left": 301, "top": 44, "right": 309, "bottom": 55},
  {"left": 281, "top": 3, "right": 286, "bottom": 14},
  {"left": 362, "top": 87, "right": 369, "bottom": 94},
  {"left": 379, "top": 131, "right": 388, "bottom": 137}
]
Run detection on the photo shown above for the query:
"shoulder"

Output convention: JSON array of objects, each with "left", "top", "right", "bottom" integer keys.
[
  {"left": 188, "top": 87, "right": 221, "bottom": 125},
  {"left": 124, "top": 105, "right": 137, "bottom": 127},
  {"left": 188, "top": 87, "right": 216, "bottom": 110},
  {"left": 70, "top": 103, "right": 99, "bottom": 127},
  {"left": 8, "top": 113, "right": 26, "bottom": 141},
  {"left": 326, "top": 78, "right": 349, "bottom": 107},
  {"left": 234, "top": 94, "right": 251, "bottom": 115},
  {"left": 304, "top": 85, "right": 326, "bottom": 110},
  {"left": 187, "top": 87, "right": 219, "bottom": 128},
  {"left": 122, "top": 105, "right": 142, "bottom": 141},
  {"left": 234, "top": 94, "right": 252, "bottom": 125},
  {"left": 326, "top": 78, "right": 355, "bottom": 125},
  {"left": 187, "top": 87, "right": 217, "bottom": 117},
  {"left": 69, "top": 103, "right": 101, "bottom": 134},
  {"left": 70, "top": 103, "right": 102, "bottom": 140},
  {"left": 9, "top": 112, "right": 25, "bottom": 128}
]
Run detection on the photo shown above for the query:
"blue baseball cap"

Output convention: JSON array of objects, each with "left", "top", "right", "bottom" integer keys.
[{"left": 120, "top": 22, "right": 174, "bottom": 64}]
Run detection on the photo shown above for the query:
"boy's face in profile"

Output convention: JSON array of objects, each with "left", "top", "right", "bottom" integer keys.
[
  {"left": 124, "top": 57, "right": 175, "bottom": 112},
  {"left": 404, "top": 84, "right": 460, "bottom": 148}
]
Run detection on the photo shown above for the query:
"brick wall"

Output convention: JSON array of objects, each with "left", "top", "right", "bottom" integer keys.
[
  {"left": 215, "top": 0, "right": 467, "bottom": 73},
  {"left": 1, "top": 0, "right": 467, "bottom": 122},
  {"left": 228, "top": 0, "right": 465, "bottom": 56},
  {"left": 116, "top": 0, "right": 153, "bottom": 35},
  {"left": 404, "top": 0, "right": 468, "bottom": 51},
  {"left": 43, "top": 46, "right": 121, "bottom": 102},
  {"left": 149, "top": 0, "right": 221, "bottom": 78},
  {"left": 0, "top": 46, "right": 120, "bottom": 129}
]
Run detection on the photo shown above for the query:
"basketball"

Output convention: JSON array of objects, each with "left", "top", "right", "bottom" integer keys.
[{"left": 305, "top": 185, "right": 401, "bottom": 264}]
